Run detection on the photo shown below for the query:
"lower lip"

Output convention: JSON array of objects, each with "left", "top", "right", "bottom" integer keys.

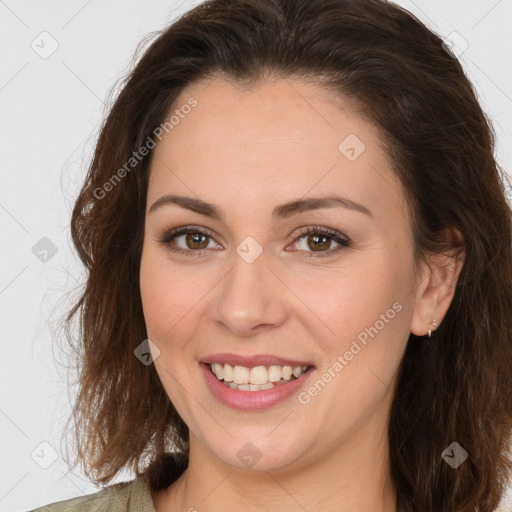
[{"left": 200, "top": 363, "right": 314, "bottom": 411}]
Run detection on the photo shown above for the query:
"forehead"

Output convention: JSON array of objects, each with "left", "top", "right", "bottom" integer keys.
[{"left": 147, "top": 77, "right": 406, "bottom": 223}]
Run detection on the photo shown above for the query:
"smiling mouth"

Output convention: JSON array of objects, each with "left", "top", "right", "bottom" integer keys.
[{"left": 207, "top": 362, "right": 313, "bottom": 392}]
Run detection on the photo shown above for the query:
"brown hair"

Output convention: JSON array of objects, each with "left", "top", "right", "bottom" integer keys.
[{"left": 63, "top": 1, "right": 512, "bottom": 510}]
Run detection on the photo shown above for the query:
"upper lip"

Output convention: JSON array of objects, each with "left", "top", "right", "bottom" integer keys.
[{"left": 200, "top": 353, "right": 314, "bottom": 368}]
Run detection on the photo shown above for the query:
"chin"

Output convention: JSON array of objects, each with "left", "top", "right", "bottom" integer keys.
[{"left": 204, "top": 430, "right": 308, "bottom": 472}]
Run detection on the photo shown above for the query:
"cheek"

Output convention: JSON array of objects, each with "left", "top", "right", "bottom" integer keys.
[
  {"left": 289, "top": 256, "right": 412, "bottom": 398},
  {"left": 139, "top": 245, "right": 218, "bottom": 347},
  {"left": 140, "top": 247, "right": 184, "bottom": 339},
  {"left": 290, "top": 260, "right": 403, "bottom": 341},
  {"left": 139, "top": 248, "right": 205, "bottom": 406},
  {"left": 292, "top": 266, "right": 409, "bottom": 434}
]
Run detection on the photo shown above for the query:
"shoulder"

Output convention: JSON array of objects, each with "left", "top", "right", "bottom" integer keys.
[
  {"left": 26, "top": 451, "right": 188, "bottom": 512},
  {"left": 27, "top": 475, "right": 155, "bottom": 512}
]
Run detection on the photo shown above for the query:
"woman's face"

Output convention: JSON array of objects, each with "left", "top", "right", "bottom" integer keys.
[{"left": 139, "top": 77, "right": 428, "bottom": 471}]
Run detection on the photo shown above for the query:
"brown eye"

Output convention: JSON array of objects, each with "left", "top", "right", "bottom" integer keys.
[
  {"left": 291, "top": 226, "right": 350, "bottom": 259},
  {"left": 156, "top": 226, "right": 222, "bottom": 256},
  {"left": 306, "top": 234, "right": 332, "bottom": 251},
  {"left": 184, "top": 232, "right": 210, "bottom": 249}
]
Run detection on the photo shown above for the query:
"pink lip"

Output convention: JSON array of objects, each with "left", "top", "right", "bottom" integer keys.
[
  {"left": 200, "top": 353, "right": 314, "bottom": 368},
  {"left": 200, "top": 362, "right": 315, "bottom": 411}
]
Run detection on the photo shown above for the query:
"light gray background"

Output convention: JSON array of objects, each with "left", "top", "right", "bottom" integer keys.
[{"left": 1, "top": 1, "right": 511, "bottom": 511}]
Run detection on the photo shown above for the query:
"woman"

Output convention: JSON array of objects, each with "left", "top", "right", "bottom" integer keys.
[{"left": 30, "top": 0, "right": 512, "bottom": 511}]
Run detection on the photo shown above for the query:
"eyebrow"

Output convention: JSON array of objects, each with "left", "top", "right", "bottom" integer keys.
[{"left": 148, "top": 194, "right": 373, "bottom": 220}]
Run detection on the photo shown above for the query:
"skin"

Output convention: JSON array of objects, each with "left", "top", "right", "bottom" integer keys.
[{"left": 139, "top": 77, "right": 463, "bottom": 512}]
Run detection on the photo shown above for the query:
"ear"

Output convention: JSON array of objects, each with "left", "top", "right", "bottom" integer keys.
[{"left": 410, "top": 228, "right": 465, "bottom": 336}]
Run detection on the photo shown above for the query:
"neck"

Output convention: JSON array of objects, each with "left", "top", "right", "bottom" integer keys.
[{"left": 153, "top": 413, "right": 397, "bottom": 512}]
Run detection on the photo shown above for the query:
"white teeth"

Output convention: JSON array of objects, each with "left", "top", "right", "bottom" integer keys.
[
  {"left": 249, "top": 366, "right": 268, "bottom": 385},
  {"left": 281, "top": 366, "right": 293, "bottom": 380},
  {"left": 292, "top": 366, "right": 303, "bottom": 378},
  {"left": 232, "top": 365, "right": 249, "bottom": 384},
  {"left": 268, "top": 365, "right": 282, "bottom": 382},
  {"left": 223, "top": 364, "right": 234, "bottom": 382},
  {"left": 224, "top": 381, "right": 275, "bottom": 391},
  {"left": 210, "top": 362, "right": 310, "bottom": 390},
  {"left": 212, "top": 363, "right": 223, "bottom": 380}
]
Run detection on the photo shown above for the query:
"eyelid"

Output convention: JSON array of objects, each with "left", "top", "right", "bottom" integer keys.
[
  {"left": 157, "top": 224, "right": 217, "bottom": 242},
  {"left": 290, "top": 225, "right": 349, "bottom": 242}
]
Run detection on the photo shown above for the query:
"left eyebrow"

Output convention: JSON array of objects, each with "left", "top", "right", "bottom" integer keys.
[{"left": 271, "top": 195, "right": 373, "bottom": 220}]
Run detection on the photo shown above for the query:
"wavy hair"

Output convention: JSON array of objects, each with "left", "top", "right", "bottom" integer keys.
[{"left": 63, "top": 1, "right": 512, "bottom": 510}]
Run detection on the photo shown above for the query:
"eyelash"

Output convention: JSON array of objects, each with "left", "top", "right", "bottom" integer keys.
[{"left": 156, "top": 225, "right": 350, "bottom": 259}]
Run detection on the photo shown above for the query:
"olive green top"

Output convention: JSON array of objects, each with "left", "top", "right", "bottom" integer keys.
[
  {"left": 27, "top": 475, "right": 156, "bottom": 512},
  {"left": 28, "top": 452, "right": 189, "bottom": 512}
]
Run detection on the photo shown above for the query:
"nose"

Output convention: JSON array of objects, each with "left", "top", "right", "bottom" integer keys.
[{"left": 210, "top": 249, "right": 288, "bottom": 337}]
